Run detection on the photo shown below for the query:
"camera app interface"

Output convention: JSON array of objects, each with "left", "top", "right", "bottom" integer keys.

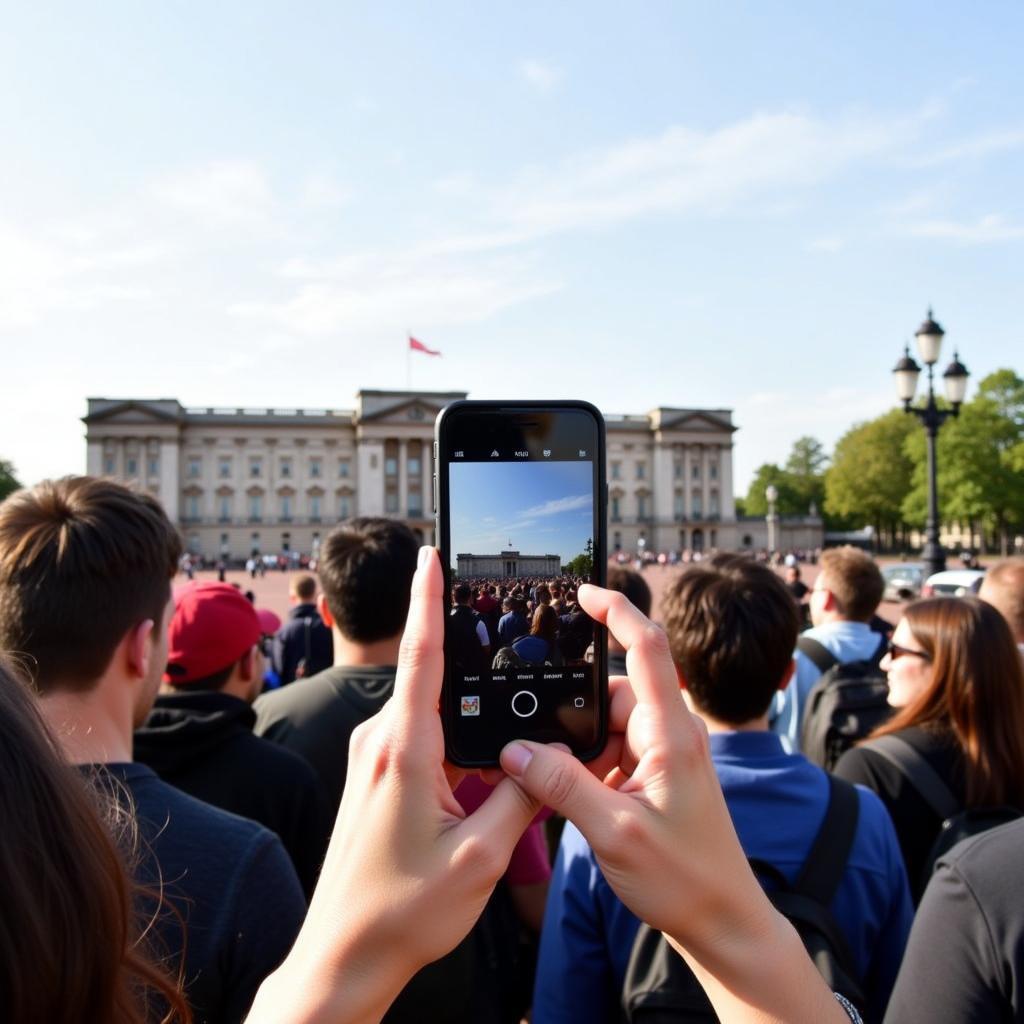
[{"left": 445, "top": 425, "right": 602, "bottom": 758}]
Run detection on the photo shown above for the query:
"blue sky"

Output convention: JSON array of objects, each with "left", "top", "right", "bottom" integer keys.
[
  {"left": 2, "top": 2, "right": 1022, "bottom": 494},
  {"left": 449, "top": 461, "right": 593, "bottom": 567}
]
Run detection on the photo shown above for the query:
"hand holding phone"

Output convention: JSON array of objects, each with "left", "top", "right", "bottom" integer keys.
[{"left": 435, "top": 401, "right": 608, "bottom": 767}]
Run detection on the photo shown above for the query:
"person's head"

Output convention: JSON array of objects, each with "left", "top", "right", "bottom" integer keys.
[
  {"left": 873, "top": 597, "right": 1024, "bottom": 807},
  {"left": 979, "top": 559, "right": 1024, "bottom": 645},
  {"left": 317, "top": 518, "right": 420, "bottom": 643},
  {"left": 501, "top": 596, "right": 513, "bottom": 614},
  {"left": 290, "top": 573, "right": 318, "bottom": 605},
  {"left": 810, "top": 546, "right": 883, "bottom": 626},
  {"left": 0, "top": 659, "right": 190, "bottom": 1024},
  {"left": 0, "top": 477, "right": 181, "bottom": 714},
  {"left": 531, "top": 603, "right": 559, "bottom": 643},
  {"left": 606, "top": 566, "right": 652, "bottom": 617},
  {"left": 535, "top": 583, "right": 551, "bottom": 605},
  {"left": 785, "top": 565, "right": 801, "bottom": 584},
  {"left": 453, "top": 583, "right": 472, "bottom": 606},
  {"left": 162, "top": 582, "right": 268, "bottom": 703},
  {"left": 660, "top": 554, "right": 799, "bottom": 726}
]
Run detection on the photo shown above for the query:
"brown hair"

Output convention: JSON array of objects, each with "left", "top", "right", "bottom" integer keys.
[
  {"left": 0, "top": 659, "right": 191, "bottom": 1023},
  {"left": 530, "top": 603, "right": 559, "bottom": 643},
  {"left": 818, "top": 546, "right": 884, "bottom": 622},
  {"left": 290, "top": 573, "right": 317, "bottom": 602},
  {"left": 870, "top": 597, "right": 1024, "bottom": 807},
  {"left": 661, "top": 554, "right": 800, "bottom": 724},
  {"left": 0, "top": 477, "right": 182, "bottom": 692},
  {"left": 980, "top": 558, "right": 1024, "bottom": 640},
  {"left": 317, "top": 517, "right": 419, "bottom": 642}
]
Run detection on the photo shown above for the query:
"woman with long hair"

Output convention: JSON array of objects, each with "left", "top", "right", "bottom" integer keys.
[
  {"left": 512, "top": 603, "right": 564, "bottom": 666},
  {"left": 0, "top": 659, "right": 190, "bottom": 1024},
  {"left": 834, "top": 596, "right": 1024, "bottom": 898}
]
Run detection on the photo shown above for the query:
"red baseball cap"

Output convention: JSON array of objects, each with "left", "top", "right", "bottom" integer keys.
[{"left": 164, "top": 582, "right": 267, "bottom": 685}]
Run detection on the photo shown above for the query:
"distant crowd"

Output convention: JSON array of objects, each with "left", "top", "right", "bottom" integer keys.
[{"left": 2, "top": 474, "right": 1024, "bottom": 1023}]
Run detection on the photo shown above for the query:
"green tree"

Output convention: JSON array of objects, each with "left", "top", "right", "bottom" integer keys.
[
  {"left": 825, "top": 409, "right": 919, "bottom": 547},
  {"left": 742, "top": 463, "right": 804, "bottom": 517},
  {"left": 564, "top": 539, "right": 594, "bottom": 578},
  {"left": 784, "top": 436, "right": 828, "bottom": 515},
  {"left": 0, "top": 459, "right": 20, "bottom": 502},
  {"left": 903, "top": 369, "right": 1024, "bottom": 553}
]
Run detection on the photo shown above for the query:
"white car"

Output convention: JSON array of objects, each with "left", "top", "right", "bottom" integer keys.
[{"left": 921, "top": 569, "right": 986, "bottom": 598}]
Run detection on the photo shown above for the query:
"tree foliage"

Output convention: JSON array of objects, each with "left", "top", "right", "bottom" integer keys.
[
  {"left": 0, "top": 459, "right": 20, "bottom": 503},
  {"left": 743, "top": 437, "right": 828, "bottom": 518}
]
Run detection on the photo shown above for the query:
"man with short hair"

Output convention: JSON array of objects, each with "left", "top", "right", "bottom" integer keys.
[
  {"left": 604, "top": 566, "right": 651, "bottom": 675},
  {"left": 272, "top": 571, "right": 333, "bottom": 684},
  {"left": 533, "top": 555, "right": 913, "bottom": 1024},
  {"left": 134, "top": 581, "right": 332, "bottom": 896},
  {"left": 980, "top": 558, "right": 1024, "bottom": 653},
  {"left": 449, "top": 581, "right": 490, "bottom": 673},
  {"left": 0, "top": 477, "right": 305, "bottom": 1024},
  {"left": 497, "top": 595, "right": 530, "bottom": 647},
  {"left": 770, "top": 545, "right": 886, "bottom": 750}
]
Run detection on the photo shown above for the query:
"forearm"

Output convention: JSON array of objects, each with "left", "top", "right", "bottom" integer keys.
[{"left": 668, "top": 906, "right": 850, "bottom": 1024}]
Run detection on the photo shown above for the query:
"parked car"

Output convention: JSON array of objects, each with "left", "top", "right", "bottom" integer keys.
[
  {"left": 881, "top": 563, "right": 926, "bottom": 601},
  {"left": 921, "top": 568, "right": 986, "bottom": 598}
]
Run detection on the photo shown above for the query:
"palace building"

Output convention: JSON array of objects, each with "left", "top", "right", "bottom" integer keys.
[
  {"left": 456, "top": 551, "right": 562, "bottom": 578},
  {"left": 83, "top": 391, "right": 744, "bottom": 559}
]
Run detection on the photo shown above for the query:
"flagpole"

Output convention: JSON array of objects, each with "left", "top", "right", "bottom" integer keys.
[{"left": 406, "top": 331, "right": 411, "bottom": 391}]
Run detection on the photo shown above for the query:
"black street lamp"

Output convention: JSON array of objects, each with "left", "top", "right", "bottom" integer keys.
[{"left": 892, "top": 309, "right": 970, "bottom": 577}]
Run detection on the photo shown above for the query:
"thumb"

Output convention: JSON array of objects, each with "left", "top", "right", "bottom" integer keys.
[
  {"left": 500, "top": 741, "right": 623, "bottom": 844},
  {"left": 455, "top": 775, "right": 543, "bottom": 864}
]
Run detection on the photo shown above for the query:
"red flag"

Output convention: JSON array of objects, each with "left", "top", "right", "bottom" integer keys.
[{"left": 409, "top": 336, "right": 442, "bottom": 357}]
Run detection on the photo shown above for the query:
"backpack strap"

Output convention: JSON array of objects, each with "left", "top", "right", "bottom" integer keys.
[
  {"left": 797, "top": 636, "right": 838, "bottom": 675},
  {"left": 861, "top": 734, "right": 960, "bottom": 820},
  {"left": 794, "top": 774, "right": 860, "bottom": 904}
]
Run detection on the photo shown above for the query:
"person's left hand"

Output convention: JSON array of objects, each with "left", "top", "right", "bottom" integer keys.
[{"left": 249, "top": 546, "right": 542, "bottom": 1024}]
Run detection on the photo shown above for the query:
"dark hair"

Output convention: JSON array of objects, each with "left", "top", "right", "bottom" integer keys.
[
  {"left": 317, "top": 518, "right": 420, "bottom": 643},
  {"left": 660, "top": 554, "right": 800, "bottom": 724},
  {"left": 0, "top": 477, "right": 182, "bottom": 693},
  {"left": 172, "top": 661, "right": 236, "bottom": 692},
  {"left": 817, "top": 546, "right": 883, "bottom": 622},
  {"left": 606, "top": 566, "right": 652, "bottom": 617},
  {"left": 453, "top": 583, "right": 472, "bottom": 604},
  {"left": 535, "top": 584, "right": 551, "bottom": 605},
  {"left": 0, "top": 659, "right": 191, "bottom": 1023},
  {"left": 291, "top": 573, "right": 317, "bottom": 601},
  {"left": 531, "top": 604, "right": 559, "bottom": 643},
  {"left": 870, "top": 597, "right": 1024, "bottom": 807}
]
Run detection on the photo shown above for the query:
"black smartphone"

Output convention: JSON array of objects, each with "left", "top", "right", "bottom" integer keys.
[{"left": 434, "top": 400, "right": 608, "bottom": 767}]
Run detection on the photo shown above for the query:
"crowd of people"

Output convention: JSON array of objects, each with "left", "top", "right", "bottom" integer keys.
[
  {"left": 448, "top": 576, "right": 594, "bottom": 674},
  {"left": 1, "top": 473, "right": 1024, "bottom": 1023}
]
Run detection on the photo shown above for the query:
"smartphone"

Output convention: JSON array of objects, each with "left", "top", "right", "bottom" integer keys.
[{"left": 434, "top": 400, "right": 608, "bottom": 767}]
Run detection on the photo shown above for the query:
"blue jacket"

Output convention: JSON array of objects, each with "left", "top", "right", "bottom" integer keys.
[{"left": 533, "top": 731, "right": 913, "bottom": 1024}]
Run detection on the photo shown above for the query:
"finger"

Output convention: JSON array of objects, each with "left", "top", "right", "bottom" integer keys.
[
  {"left": 501, "top": 740, "right": 626, "bottom": 847},
  {"left": 392, "top": 547, "right": 445, "bottom": 720},
  {"left": 579, "top": 586, "right": 680, "bottom": 712},
  {"left": 452, "top": 774, "right": 542, "bottom": 865},
  {"left": 443, "top": 760, "right": 466, "bottom": 793},
  {"left": 608, "top": 675, "right": 635, "bottom": 734}
]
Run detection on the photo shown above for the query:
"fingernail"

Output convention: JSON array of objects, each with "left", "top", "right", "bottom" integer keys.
[
  {"left": 418, "top": 546, "right": 432, "bottom": 568},
  {"left": 502, "top": 742, "right": 533, "bottom": 777}
]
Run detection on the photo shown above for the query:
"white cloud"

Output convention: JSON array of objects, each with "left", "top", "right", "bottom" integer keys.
[
  {"left": 807, "top": 236, "right": 844, "bottom": 252},
  {"left": 519, "top": 494, "right": 591, "bottom": 518},
  {"left": 520, "top": 59, "right": 564, "bottom": 92},
  {"left": 149, "top": 159, "right": 275, "bottom": 227},
  {"left": 907, "top": 214, "right": 1024, "bottom": 244},
  {"left": 905, "top": 128, "right": 1024, "bottom": 166},
  {"left": 300, "top": 172, "right": 354, "bottom": 209}
]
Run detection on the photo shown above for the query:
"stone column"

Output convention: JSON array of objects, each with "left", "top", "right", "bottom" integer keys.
[
  {"left": 398, "top": 439, "right": 409, "bottom": 518},
  {"left": 159, "top": 439, "right": 180, "bottom": 523},
  {"left": 682, "top": 446, "right": 692, "bottom": 517},
  {"left": 720, "top": 443, "right": 736, "bottom": 520},
  {"left": 87, "top": 441, "right": 103, "bottom": 476},
  {"left": 653, "top": 443, "right": 674, "bottom": 523},
  {"left": 203, "top": 439, "right": 216, "bottom": 519},
  {"left": 702, "top": 446, "right": 711, "bottom": 522},
  {"left": 357, "top": 439, "right": 385, "bottom": 516}
]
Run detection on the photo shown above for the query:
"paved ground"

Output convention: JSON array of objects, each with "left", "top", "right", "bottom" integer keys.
[{"left": 181, "top": 558, "right": 907, "bottom": 630}]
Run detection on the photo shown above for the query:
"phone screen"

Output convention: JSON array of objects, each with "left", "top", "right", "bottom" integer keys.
[{"left": 436, "top": 402, "right": 607, "bottom": 766}]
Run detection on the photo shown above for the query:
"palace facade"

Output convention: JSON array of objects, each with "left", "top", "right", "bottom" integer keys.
[{"left": 83, "top": 391, "right": 745, "bottom": 560}]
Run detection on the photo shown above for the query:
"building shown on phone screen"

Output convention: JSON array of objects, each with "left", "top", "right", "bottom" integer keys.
[{"left": 83, "top": 390, "right": 820, "bottom": 561}]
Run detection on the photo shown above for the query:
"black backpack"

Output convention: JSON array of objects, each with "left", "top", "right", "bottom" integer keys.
[
  {"left": 621, "top": 776, "right": 866, "bottom": 1023},
  {"left": 862, "top": 733, "right": 1024, "bottom": 891},
  {"left": 799, "top": 636, "right": 892, "bottom": 771}
]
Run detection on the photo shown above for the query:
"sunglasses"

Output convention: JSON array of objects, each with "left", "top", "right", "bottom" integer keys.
[{"left": 886, "top": 641, "right": 929, "bottom": 661}]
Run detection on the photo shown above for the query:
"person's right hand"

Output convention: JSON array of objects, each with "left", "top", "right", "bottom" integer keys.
[{"left": 500, "top": 586, "right": 851, "bottom": 1024}]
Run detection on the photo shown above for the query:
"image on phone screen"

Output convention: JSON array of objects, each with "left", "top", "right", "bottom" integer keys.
[{"left": 437, "top": 403, "right": 607, "bottom": 766}]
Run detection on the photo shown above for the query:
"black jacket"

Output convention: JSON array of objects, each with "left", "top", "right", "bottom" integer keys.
[
  {"left": 272, "top": 603, "right": 334, "bottom": 685},
  {"left": 134, "top": 690, "right": 332, "bottom": 897}
]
